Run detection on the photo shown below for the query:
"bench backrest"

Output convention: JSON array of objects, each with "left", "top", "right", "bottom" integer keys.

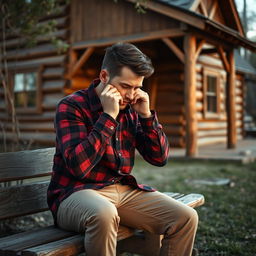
[{"left": 0, "top": 147, "right": 55, "bottom": 220}]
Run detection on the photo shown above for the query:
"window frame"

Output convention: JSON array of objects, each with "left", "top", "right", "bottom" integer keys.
[
  {"left": 10, "top": 67, "right": 42, "bottom": 114},
  {"left": 203, "top": 68, "right": 221, "bottom": 119}
]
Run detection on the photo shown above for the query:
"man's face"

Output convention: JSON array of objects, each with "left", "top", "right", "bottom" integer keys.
[{"left": 109, "top": 66, "right": 144, "bottom": 109}]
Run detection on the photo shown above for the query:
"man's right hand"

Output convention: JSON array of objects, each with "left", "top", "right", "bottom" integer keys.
[{"left": 100, "top": 84, "right": 122, "bottom": 119}]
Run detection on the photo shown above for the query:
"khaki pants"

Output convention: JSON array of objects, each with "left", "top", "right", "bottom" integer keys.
[{"left": 57, "top": 184, "right": 198, "bottom": 256}]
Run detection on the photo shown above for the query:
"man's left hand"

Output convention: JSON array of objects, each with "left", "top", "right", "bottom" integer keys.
[{"left": 131, "top": 89, "right": 152, "bottom": 118}]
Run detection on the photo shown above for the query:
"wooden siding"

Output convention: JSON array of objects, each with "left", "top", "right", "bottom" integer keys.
[
  {"left": 71, "top": 0, "right": 180, "bottom": 44},
  {"left": 0, "top": 4, "right": 69, "bottom": 146}
]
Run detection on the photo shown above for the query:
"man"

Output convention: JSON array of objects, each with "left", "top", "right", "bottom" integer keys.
[{"left": 47, "top": 42, "right": 198, "bottom": 256}]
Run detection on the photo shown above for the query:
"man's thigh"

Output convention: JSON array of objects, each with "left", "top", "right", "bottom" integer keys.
[
  {"left": 117, "top": 188, "right": 196, "bottom": 235},
  {"left": 57, "top": 188, "right": 118, "bottom": 232}
]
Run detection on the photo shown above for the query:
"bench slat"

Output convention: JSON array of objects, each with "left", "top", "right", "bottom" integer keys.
[
  {"left": 21, "top": 235, "right": 84, "bottom": 256},
  {"left": 0, "top": 226, "right": 76, "bottom": 252},
  {"left": 0, "top": 148, "right": 54, "bottom": 182},
  {"left": 0, "top": 181, "right": 49, "bottom": 220},
  {"left": 163, "top": 192, "right": 205, "bottom": 208},
  {"left": 1, "top": 226, "right": 135, "bottom": 256}
]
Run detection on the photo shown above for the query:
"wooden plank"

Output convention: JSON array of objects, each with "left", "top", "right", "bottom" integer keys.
[
  {"left": 43, "top": 67, "right": 65, "bottom": 79},
  {"left": 1, "top": 113, "right": 55, "bottom": 122},
  {"left": 158, "top": 114, "right": 185, "bottom": 125},
  {"left": 43, "top": 93, "right": 63, "bottom": 106},
  {"left": 163, "top": 126, "right": 185, "bottom": 136},
  {"left": 42, "top": 80, "right": 66, "bottom": 93},
  {"left": 0, "top": 148, "right": 54, "bottom": 182},
  {"left": 3, "top": 122, "right": 54, "bottom": 133},
  {"left": 0, "top": 181, "right": 49, "bottom": 220},
  {"left": 73, "top": 29, "right": 186, "bottom": 50},
  {"left": 184, "top": 34, "right": 198, "bottom": 157},
  {"left": 4, "top": 55, "right": 66, "bottom": 69},
  {"left": 21, "top": 235, "right": 84, "bottom": 256},
  {"left": 174, "top": 193, "right": 205, "bottom": 208},
  {"left": 6, "top": 44, "right": 58, "bottom": 61},
  {"left": 156, "top": 105, "right": 184, "bottom": 114},
  {"left": 162, "top": 38, "right": 185, "bottom": 63},
  {"left": 3, "top": 132, "right": 55, "bottom": 146},
  {"left": 0, "top": 226, "right": 76, "bottom": 253},
  {"left": 2, "top": 29, "right": 67, "bottom": 49},
  {"left": 21, "top": 225, "right": 135, "bottom": 256}
]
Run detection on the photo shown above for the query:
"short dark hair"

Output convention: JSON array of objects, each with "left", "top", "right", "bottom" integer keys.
[{"left": 101, "top": 42, "right": 154, "bottom": 79}]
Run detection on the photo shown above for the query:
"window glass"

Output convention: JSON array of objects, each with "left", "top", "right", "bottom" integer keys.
[
  {"left": 14, "top": 73, "right": 25, "bottom": 92},
  {"left": 26, "top": 72, "right": 37, "bottom": 91},
  {"left": 206, "top": 74, "right": 218, "bottom": 113},
  {"left": 13, "top": 71, "right": 37, "bottom": 108}
]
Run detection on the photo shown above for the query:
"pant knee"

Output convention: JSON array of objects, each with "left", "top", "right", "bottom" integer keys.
[
  {"left": 186, "top": 207, "right": 198, "bottom": 227},
  {"left": 166, "top": 206, "right": 198, "bottom": 236},
  {"left": 87, "top": 204, "right": 120, "bottom": 231}
]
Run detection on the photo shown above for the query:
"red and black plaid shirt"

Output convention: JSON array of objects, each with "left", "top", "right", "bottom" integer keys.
[{"left": 47, "top": 79, "right": 170, "bottom": 221}]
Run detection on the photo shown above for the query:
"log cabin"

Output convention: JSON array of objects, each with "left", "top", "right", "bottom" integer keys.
[{"left": 1, "top": 0, "right": 256, "bottom": 156}]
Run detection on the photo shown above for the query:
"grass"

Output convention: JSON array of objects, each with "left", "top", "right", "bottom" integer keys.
[{"left": 132, "top": 157, "right": 256, "bottom": 256}]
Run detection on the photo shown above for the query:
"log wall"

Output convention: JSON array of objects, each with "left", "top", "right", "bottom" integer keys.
[
  {"left": 153, "top": 62, "right": 185, "bottom": 148},
  {"left": 196, "top": 53, "right": 244, "bottom": 146},
  {"left": 0, "top": 4, "right": 69, "bottom": 147}
]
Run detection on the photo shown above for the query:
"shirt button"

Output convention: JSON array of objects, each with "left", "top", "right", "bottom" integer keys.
[
  {"left": 110, "top": 126, "right": 114, "bottom": 130},
  {"left": 116, "top": 137, "right": 119, "bottom": 141},
  {"left": 118, "top": 153, "right": 122, "bottom": 157}
]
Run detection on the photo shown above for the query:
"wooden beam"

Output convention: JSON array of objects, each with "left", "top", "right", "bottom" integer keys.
[
  {"left": 73, "top": 29, "right": 185, "bottom": 50},
  {"left": 217, "top": 46, "right": 230, "bottom": 72},
  {"left": 69, "top": 47, "right": 95, "bottom": 78},
  {"left": 199, "top": 2, "right": 208, "bottom": 17},
  {"left": 190, "top": 0, "right": 202, "bottom": 11},
  {"left": 195, "top": 39, "right": 205, "bottom": 59},
  {"left": 209, "top": 1, "right": 218, "bottom": 19},
  {"left": 226, "top": 50, "right": 237, "bottom": 149},
  {"left": 162, "top": 38, "right": 185, "bottom": 63},
  {"left": 184, "top": 35, "right": 198, "bottom": 157}
]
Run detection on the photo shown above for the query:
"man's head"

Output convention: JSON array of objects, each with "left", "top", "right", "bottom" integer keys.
[
  {"left": 100, "top": 43, "right": 154, "bottom": 109},
  {"left": 101, "top": 42, "right": 154, "bottom": 80}
]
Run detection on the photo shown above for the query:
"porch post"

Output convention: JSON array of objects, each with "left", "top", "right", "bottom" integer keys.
[
  {"left": 227, "top": 49, "right": 237, "bottom": 148},
  {"left": 184, "top": 34, "right": 197, "bottom": 157}
]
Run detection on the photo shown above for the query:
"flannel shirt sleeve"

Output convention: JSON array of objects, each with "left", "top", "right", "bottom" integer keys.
[
  {"left": 135, "top": 110, "right": 169, "bottom": 166},
  {"left": 55, "top": 100, "right": 118, "bottom": 179}
]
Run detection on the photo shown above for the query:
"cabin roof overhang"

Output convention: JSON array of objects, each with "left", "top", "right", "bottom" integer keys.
[{"left": 126, "top": 0, "right": 256, "bottom": 52}]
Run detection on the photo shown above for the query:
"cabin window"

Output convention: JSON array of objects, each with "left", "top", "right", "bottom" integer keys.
[
  {"left": 11, "top": 69, "right": 41, "bottom": 113},
  {"left": 206, "top": 75, "right": 217, "bottom": 112},
  {"left": 14, "top": 72, "right": 37, "bottom": 108},
  {"left": 203, "top": 69, "right": 220, "bottom": 118}
]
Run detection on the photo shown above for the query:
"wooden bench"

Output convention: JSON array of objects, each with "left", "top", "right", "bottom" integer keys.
[{"left": 0, "top": 147, "right": 205, "bottom": 256}]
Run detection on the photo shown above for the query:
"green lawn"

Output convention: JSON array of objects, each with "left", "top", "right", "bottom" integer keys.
[{"left": 133, "top": 156, "right": 256, "bottom": 256}]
